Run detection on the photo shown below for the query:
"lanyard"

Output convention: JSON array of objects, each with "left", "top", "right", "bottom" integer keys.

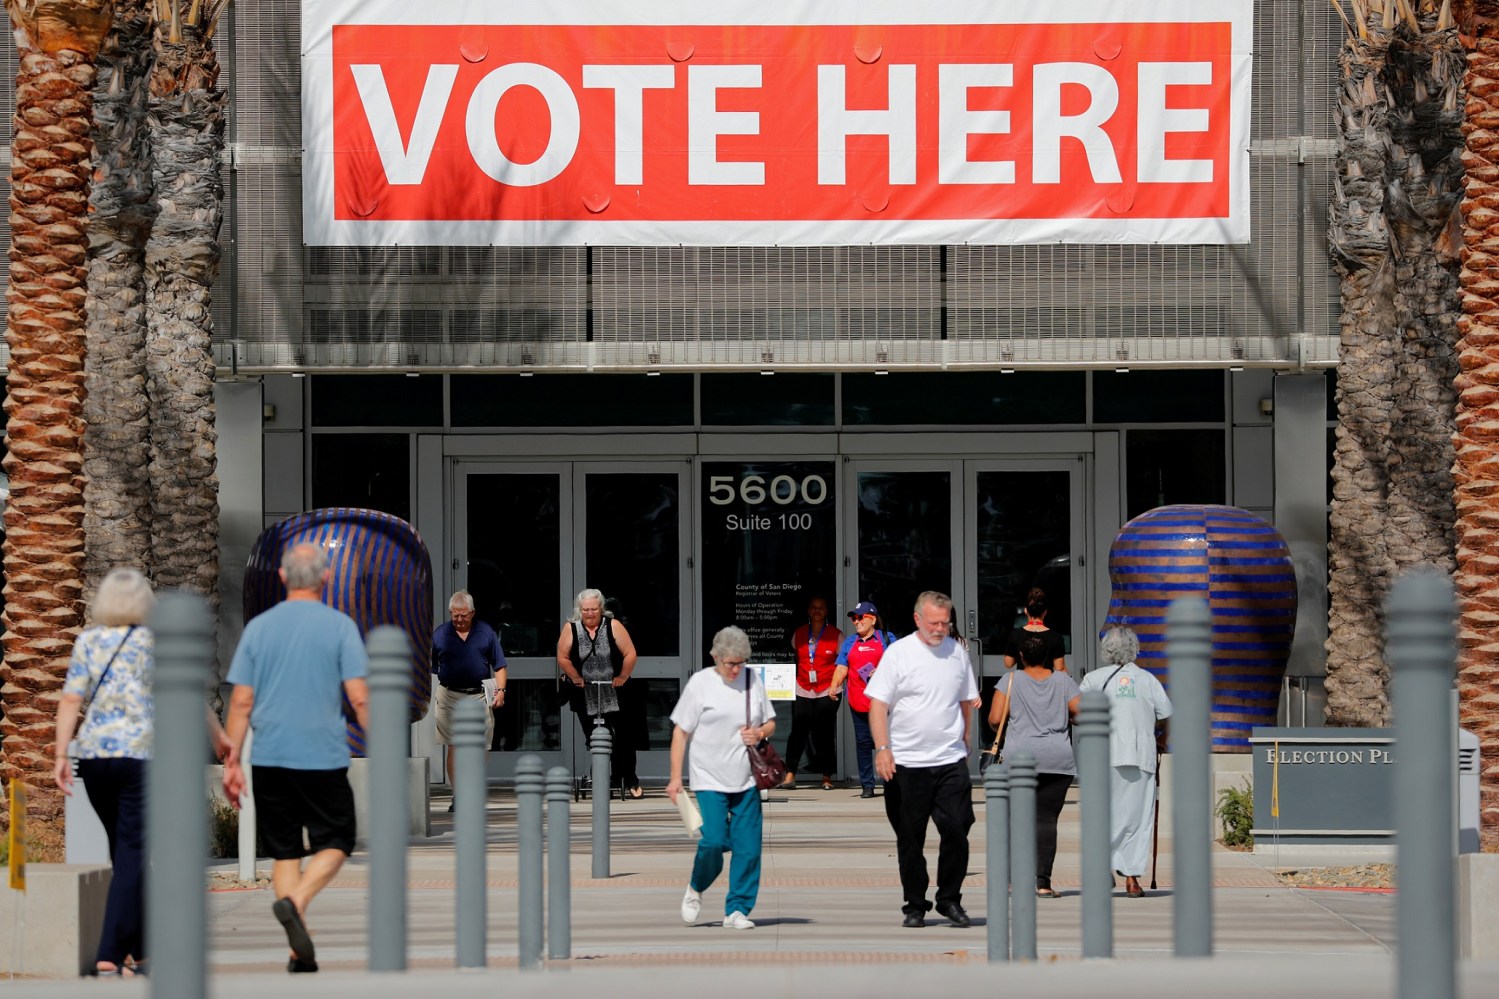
[{"left": 806, "top": 622, "right": 827, "bottom": 664}]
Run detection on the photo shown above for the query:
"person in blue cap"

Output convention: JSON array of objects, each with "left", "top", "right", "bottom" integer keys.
[{"left": 830, "top": 601, "right": 898, "bottom": 798}]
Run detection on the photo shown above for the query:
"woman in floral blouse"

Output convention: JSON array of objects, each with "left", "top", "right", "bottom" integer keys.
[{"left": 53, "top": 568, "right": 156, "bottom": 977}]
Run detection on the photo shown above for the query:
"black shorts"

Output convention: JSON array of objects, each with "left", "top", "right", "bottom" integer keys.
[{"left": 251, "top": 766, "right": 356, "bottom": 860}]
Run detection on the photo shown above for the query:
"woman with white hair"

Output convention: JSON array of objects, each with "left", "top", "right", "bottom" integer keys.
[
  {"left": 666, "top": 625, "right": 774, "bottom": 930},
  {"left": 1078, "top": 626, "right": 1172, "bottom": 897},
  {"left": 52, "top": 568, "right": 156, "bottom": 976},
  {"left": 557, "top": 588, "right": 642, "bottom": 797}
]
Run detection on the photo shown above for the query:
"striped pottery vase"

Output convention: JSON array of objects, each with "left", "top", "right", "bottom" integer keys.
[
  {"left": 1102, "top": 505, "right": 1296, "bottom": 751},
  {"left": 244, "top": 508, "right": 434, "bottom": 755}
]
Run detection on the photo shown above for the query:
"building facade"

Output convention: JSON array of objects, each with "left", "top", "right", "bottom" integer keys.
[{"left": 4, "top": 1, "right": 1342, "bottom": 779}]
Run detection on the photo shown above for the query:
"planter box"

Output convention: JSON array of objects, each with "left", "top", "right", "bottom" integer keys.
[{"left": 0, "top": 864, "right": 111, "bottom": 978}]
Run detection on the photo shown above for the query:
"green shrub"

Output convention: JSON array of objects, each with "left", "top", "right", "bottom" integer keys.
[
  {"left": 1216, "top": 779, "right": 1254, "bottom": 849},
  {"left": 209, "top": 796, "right": 260, "bottom": 859}
]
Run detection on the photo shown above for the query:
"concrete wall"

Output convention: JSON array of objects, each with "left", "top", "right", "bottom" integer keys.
[{"left": 0, "top": 865, "right": 111, "bottom": 977}]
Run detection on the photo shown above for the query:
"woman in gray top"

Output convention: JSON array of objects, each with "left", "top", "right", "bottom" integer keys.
[{"left": 988, "top": 631, "right": 1081, "bottom": 898}]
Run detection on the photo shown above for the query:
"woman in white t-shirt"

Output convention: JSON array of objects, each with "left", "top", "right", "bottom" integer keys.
[{"left": 666, "top": 626, "right": 776, "bottom": 930}]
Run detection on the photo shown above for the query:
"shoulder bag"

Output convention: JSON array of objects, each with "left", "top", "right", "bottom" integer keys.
[
  {"left": 68, "top": 625, "right": 137, "bottom": 758},
  {"left": 978, "top": 669, "right": 1015, "bottom": 775},
  {"left": 744, "top": 669, "right": 788, "bottom": 790}
]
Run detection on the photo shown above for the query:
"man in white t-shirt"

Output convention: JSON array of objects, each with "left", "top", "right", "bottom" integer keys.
[{"left": 866, "top": 590, "right": 980, "bottom": 928}]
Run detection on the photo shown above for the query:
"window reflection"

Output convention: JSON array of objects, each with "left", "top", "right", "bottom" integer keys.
[
  {"left": 586, "top": 474, "right": 680, "bottom": 656},
  {"left": 974, "top": 471, "right": 1071, "bottom": 655},
  {"left": 637, "top": 679, "right": 682, "bottom": 751},
  {"left": 466, "top": 474, "right": 560, "bottom": 657},
  {"left": 492, "top": 679, "right": 563, "bottom": 752},
  {"left": 856, "top": 472, "right": 952, "bottom": 637}
]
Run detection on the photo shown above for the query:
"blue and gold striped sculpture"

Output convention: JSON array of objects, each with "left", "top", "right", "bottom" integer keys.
[
  {"left": 244, "top": 508, "right": 434, "bottom": 755},
  {"left": 1103, "top": 505, "right": 1296, "bottom": 751}
]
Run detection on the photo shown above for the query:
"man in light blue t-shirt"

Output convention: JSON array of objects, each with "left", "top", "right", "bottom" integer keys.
[{"left": 223, "top": 542, "right": 369, "bottom": 974}]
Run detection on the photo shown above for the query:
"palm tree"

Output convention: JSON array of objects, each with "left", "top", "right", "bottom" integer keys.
[
  {"left": 1, "top": 0, "right": 112, "bottom": 843},
  {"left": 83, "top": 0, "right": 153, "bottom": 606},
  {"left": 142, "top": 0, "right": 226, "bottom": 668},
  {"left": 1454, "top": 0, "right": 1499, "bottom": 850},
  {"left": 1326, "top": 0, "right": 1463, "bottom": 727}
]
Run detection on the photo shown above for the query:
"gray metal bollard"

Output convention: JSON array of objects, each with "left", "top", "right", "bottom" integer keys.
[
  {"left": 984, "top": 766, "right": 1010, "bottom": 962},
  {"left": 148, "top": 593, "right": 211, "bottom": 999},
  {"left": 367, "top": 626, "right": 411, "bottom": 972},
  {"left": 516, "top": 754, "right": 545, "bottom": 969},
  {"left": 1167, "top": 597, "right": 1213, "bottom": 958},
  {"left": 1076, "top": 690, "right": 1113, "bottom": 958},
  {"left": 1388, "top": 571, "right": 1457, "bottom": 999},
  {"left": 453, "top": 698, "right": 488, "bottom": 969},
  {"left": 591, "top": 720, "right": 612, "bottom": 879},
  {"left": 1008, "top": 752, "right": 1038, "bottom": 961},
  {"left": 546, "top": 766, "right": 572, "bottom": 961}
]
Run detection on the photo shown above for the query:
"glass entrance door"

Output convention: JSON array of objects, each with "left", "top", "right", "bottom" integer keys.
[
  {"left": 455, "top": 460, "right": 688, "bottom": 781},
  {"left": 965, "top": 459, "right": 1086, "bottom": 754},
  {"left": 455, "top": 464, "right": 571, "bottom": 777},
  {"left": 845, "top": 457, "right": 1085, "bottom": 771},
  {"left": 571, "top": 464, "right": 688, "bottom": 784}
]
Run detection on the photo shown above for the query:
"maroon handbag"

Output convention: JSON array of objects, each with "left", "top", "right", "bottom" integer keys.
[{"left": 745, "top": 670, "right": 787, "bottom": 790}]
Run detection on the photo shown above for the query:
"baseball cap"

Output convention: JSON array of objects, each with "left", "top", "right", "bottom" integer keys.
[{"left": 847, "top": 601, "right": 879, "bottom": 619}]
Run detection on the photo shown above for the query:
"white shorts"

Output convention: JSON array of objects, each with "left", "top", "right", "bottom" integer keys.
[{"left": 433, "top": 684, "right": 495, "bottom": 747}]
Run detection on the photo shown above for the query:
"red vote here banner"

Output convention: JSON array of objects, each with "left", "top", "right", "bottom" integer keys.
[{"left": 302, "top": 1, "right": 1253, "bottom": 246}]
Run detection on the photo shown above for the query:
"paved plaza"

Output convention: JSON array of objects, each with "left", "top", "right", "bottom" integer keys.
[{"left": 9, "top": 784, "right": 1496, "bottom": 996}]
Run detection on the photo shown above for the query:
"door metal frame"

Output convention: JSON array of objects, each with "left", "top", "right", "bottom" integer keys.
[
  {"left": 451, "top": 459, "right": 575, "bottom": 778},
  {"left": 569, "top": 460, "right": 693, "bottom": 783},
  {"left": 841, "top": 452, "right": 1089, "bottom": 773}
]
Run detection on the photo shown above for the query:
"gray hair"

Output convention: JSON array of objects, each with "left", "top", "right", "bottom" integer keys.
[
  {"left": 914, "top": 590, "right": 953, "bottom": 616},
  {"left": 709, "top": 625, "right": 752, "bottom": 663},
  {"left": 282, "top": 542, "right": 329, "bottom": 591},
  {"left": 1100, "top": 626, "right": 1140, "bottom": 666},
  {"left": 449, "top": 590, "right": 475, "bottom": 611},
  {"left": 92, "top": 568, "right": 155, "bottom": 627},
  {"left": 568, "top": 588, "right": 608, "bottom": 622}
]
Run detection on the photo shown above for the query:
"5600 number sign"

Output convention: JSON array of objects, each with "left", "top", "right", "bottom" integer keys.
[{"left": 707, "top": 474, "right": 828, "bottom": 507}]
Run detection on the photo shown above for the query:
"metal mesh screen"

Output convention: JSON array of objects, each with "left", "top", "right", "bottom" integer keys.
[{"left": 0, "top": 2, "right": 1344, "bottom": 371}]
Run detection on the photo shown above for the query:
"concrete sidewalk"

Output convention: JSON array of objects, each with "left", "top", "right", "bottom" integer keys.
[{"left": 9, "top": 783, "right": 1491, "bottom": 997}]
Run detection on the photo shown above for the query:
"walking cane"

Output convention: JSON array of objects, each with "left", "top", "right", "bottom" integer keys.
[{"left": 1149, "top": 744, "right": 1162, "bottom": 890}]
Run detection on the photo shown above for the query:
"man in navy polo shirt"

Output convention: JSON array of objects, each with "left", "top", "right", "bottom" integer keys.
[{"left": 432, "top": 590, "right": 507, "bottom": 809}]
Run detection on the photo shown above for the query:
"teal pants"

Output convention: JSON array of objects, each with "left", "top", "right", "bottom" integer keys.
[{"left": 690, "top": 788, "right": 763, "bottom": 916}]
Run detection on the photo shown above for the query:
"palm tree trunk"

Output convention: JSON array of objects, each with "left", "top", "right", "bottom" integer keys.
[
  {"left": 1327, "top": 15, "right": 1400, "bottom": 726},
  {"left": 83, "top": 0, "right": 153, "bottom": 607},
  {"left": 1382, "top": 19, "right": 1464, "bottom": 593},
  {"left": 143, "top": 2, "right": 224, "bottom": 671},
  {"left": 1327, "top": 3, "right": 1464, "bottom": 728},
  {"left": 1, "top": 0, "right": 112, "bottom": 844},
  {"left": 1455, "top": 0, "right": 1499, "bottom": 851}
]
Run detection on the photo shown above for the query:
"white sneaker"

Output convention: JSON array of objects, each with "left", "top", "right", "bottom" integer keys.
[
  {"left": 681, "top": 887, "right": 702, "bottom": 924},
  {"left": 722, "top": 911, "right": 756, "bottom": 930}
]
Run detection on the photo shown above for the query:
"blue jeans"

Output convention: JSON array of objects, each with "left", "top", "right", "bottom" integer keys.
[
  {"left": 850, "top": 710, "right": 877, "bottom": 789},
  {"left": 690, "top": 788, "right": 763, "bottom": 917}
]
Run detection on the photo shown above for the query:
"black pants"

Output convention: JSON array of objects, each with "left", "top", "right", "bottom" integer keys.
[
  {"left": 569, "top": 684, "right": 641, "bottom": 786},
  {"left": 882, "top": 760, "right": 975, "bottom": 914},
  {"left": 784, "top": 695, "right": 838, "bottom": 775},
  {"left": 77, "top": 757, "right": 147, "bottom": 966},
  {"left": 1035, "top": 772, "right": 1074, "bottom": 886}
]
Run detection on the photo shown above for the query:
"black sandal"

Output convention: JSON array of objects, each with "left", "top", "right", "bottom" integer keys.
[{"left": 627, "top": 785, "right": 644, "bottom": 799}]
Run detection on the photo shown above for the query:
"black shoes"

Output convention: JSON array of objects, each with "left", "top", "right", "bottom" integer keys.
[
  {"left": 860, "top": 786, "right": 875, "bottom": 798},
  {"left": 902, "top": 911, "right": 925, "bottom": 928},
  {"left": 935, "top": 902, "right": 971, "bottom": 928}
]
